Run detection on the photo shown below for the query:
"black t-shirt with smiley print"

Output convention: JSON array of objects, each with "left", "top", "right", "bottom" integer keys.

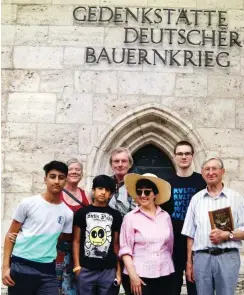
[{"left": 74, "top": 205, "right": 122, "bottom": 270}]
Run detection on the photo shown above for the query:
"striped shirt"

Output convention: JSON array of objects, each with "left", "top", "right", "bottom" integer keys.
[{"left": 181, "top": 187, "right": 244, "bottom": 251}]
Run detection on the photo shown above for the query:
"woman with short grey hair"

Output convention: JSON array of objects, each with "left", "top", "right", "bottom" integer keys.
[{"left": 56, "top": 158, "right": 91, "bottom": 295}]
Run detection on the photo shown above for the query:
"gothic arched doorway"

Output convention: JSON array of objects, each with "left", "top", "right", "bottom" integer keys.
[
  {"left": 131, "top": 144, "right": 175, "bottom": 181},
  {"left": 86, "top": 104, "right": 206, "bottom": 189}
]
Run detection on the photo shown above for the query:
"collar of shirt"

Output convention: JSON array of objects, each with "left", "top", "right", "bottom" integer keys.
[
  {"left": 203, "top": 184, "right": 228, "bottom": 199},
  {"left": 133, "top": 206, "right": 163, "bottom": 219}
]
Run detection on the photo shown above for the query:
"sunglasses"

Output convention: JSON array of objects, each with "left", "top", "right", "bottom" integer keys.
[{"left": 136, "top": 189, "right": 153, "bottom": 197}]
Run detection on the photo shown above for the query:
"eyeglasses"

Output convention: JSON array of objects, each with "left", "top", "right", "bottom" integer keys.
[
  {"left": 136, "top": 189, "right": 153, "bottom": 197},
  {"left": 175, "top": 152, "right": 193, "bottom": 157}
]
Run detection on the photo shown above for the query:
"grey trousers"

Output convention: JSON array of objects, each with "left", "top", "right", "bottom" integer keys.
[
  {"left": 77, "top": 267, "right": 118, "bottom": 295},
  {"left": 193, "top": 250, "right": 240, "bottom": 295}
]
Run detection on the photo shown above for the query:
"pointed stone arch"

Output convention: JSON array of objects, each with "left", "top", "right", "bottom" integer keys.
[{"left": 86, "top": 104, "right": 207, "bottom": 185}]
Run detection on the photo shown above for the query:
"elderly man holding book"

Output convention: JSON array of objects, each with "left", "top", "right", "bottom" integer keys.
[{"left": 182, "top": 157, "right": 244, "bottom": 295}]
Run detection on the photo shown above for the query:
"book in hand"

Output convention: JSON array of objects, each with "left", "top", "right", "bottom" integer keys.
[{"left": 208, "top": 206, "right": 234, "bottom": 231}]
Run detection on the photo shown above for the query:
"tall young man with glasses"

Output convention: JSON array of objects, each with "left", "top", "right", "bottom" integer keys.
[{"left": 162, "top": 141, "right": 206, "bottom": 295}]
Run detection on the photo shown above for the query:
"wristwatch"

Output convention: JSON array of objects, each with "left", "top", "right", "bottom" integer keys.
[{"left": 228, "top": 231, "right": 234, "bottom": 240}]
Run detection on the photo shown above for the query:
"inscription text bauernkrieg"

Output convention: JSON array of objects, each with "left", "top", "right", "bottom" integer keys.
[{"left": 73, "top": 6, "right": 243, "bottom": 67}]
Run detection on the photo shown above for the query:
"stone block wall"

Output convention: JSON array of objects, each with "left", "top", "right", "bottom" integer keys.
[{"left": 1, "top": 0, "right": 244, "bottom": 264}]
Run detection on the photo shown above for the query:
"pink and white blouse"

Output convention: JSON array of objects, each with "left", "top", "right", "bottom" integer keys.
[{"left": 119, "top": 206, "right": 174, "bottom": 278}]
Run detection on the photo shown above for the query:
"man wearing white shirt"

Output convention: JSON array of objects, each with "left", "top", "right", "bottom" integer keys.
[
  {"left": 2, "top": 161, "right": 73, "bottom": 295},
  {"left": 182, "top": 157, "right": 244, "bottom": 295}
]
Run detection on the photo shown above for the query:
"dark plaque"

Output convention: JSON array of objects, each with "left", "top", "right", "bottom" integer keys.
[{"left": 208, "top": 206, "right": 234, "bottom": 231}]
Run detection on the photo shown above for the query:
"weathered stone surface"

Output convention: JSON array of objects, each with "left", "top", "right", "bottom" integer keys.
[
  {"left": 1, "top": 25, "right": 15, "bottom": 46},
  {"left": 13, "top": 46, "right": 63, "bottom": 69},
  {"left": 197, "top": 128, "right": 244, "bottom": 157},
  {"left": 101, "top": 0, "right": 146, "bottom": 5},
  {"left": 40, "top": 70, "right": 73, "bottom": 92},
  {"left": 223, "top": 159, "right": 240, "bottom": 180},
  {"left": 7, "top": 93, "right": 56, "bottom": 123},
  {"left": 138, "top": 96, "right": 162, "bottom": 104},
  {"left": 240, "top": 159, "right": 244, "bottom": 181},
  {"left": 161, "top": 97, "right": 235, "bottom": 128},
  {"left": 17, "top": 5, "right": 73, "bottom": 25},
  {"left": 1, "top": 70, "right": 40, "bottom": 92},
  {"left": 1, "top": 153, "right": 5, "bottom": 173},
  {"left": 1, "top": 219, "right": 12, "bottom": 247},
  {"left": 1, "top": 94, "right": 8, "bottom": 122},
  {"left": 1, "top": 194, "right": 5, "bottom": 221},
  {"left": 5, "top": 152, "right": 54, "bottom": 173},
  {"left": 2, "top": 123, "right": 37, "bottom": 152},
  {"left": 48, "top": 26, "right": 104, "bottom": 46},
  {"left": 175, "top": 74, "right": 207, "bottom": 97},
  {"left": 1, "top": 4, "right": 17, "bottom": 24},
  {"left": 241, "top": 78, "right": 244, "bottom": 99},
  {"left": 3, "top": 0, "right": 51, "bottom": 3},
  {"left": 1, "top": 46, "right": 13, "bottom": 69},
  {"left": 230, "top": 181, "right": 244, "bottom": 195},
  {"left": 118, "top": 72, "right": 175, "bottom": 95},
  {"left": 148, "top": 0, "right": 196, "bottom": 7},
  {"left": 241, "top": 51, "right": 244, "bottom": 77},
  {"left": 208, "top": 75, "right": 242, "bottom": 98},
  {"left": 197, "top": 0, "right": 243, "bottom": 9},
  {"left": 228, "top": 10, "right": 244, "bottom": 30},
  {"left": 93, "top": 94, "right": 139, "bottom": 124},
  {"left": 32, "top": 172, "right": 46, "bottom": 192},
  {"left": 2, "top": 172, "right": 32, "bottom": 193},
  {"left": 104, "top": 27, "right": 132, "bottom": 48},
  {"left": 4, "top": 193, "right": 33, "bottom": 220},
  {"left": 64, "top": 47, "right": 85, "bottom": 69},
  {"left": 75, "top": 71, "right": 118, "bottom": 94},
  {"left": 236, "top": 100, "right": 244, "bottom": 129},
  {"left": 56, "top": 88, "right": 93, "bottom": 124},
  {"left": 79, "top": 125, "right": 99, "bottom": 154},
  {"left": 15, "top": 25, "right": 48, "bottom": 46},
  {"left": 36, "top": 124, "right": 79, "bottom": 153},
  {"left": 54, "top": 0, "right": 98, "bottom": 3}
]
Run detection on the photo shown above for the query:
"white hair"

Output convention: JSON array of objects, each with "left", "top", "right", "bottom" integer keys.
[{"left": 201, "top": 157, "right": 224, "bottom": 169}]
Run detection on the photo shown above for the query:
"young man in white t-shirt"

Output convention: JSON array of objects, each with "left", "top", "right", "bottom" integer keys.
[{"left": 2, "top": 161, "right": 73, "bottom": 295}]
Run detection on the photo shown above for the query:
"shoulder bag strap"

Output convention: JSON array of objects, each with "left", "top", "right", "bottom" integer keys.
[{"left": 62, "top": 188, "right": 84, "bottom": 207}]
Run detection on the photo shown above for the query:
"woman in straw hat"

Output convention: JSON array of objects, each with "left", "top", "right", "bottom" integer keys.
[{"left": 119, "top": 173, "right": 174, "bottom": 295}]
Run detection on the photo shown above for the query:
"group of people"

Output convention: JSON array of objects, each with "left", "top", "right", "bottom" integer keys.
[{"left": 2, "top": 142, "right": 244, "bottom": 295}]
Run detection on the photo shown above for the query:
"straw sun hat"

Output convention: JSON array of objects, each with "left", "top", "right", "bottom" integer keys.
[{"left": 124, "top": 173, "right": 171, "bottom": 205}]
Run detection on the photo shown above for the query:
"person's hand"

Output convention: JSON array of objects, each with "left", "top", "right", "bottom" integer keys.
[
  {"left": 186, "top": 261, "right": 195, "bottom": 283},
  {"left": 8, "top": 232, "right": 18, "bottom": 244},
  {"left": 116, "top": 272, "right": 122, "bottom": 285},
  {"left": 130, "top": 274, "right": 146, "bottom": 295},
  {"left": 74, "top": 267, "right": 82, "bottom": 277},
  {"left": 209, "top": 229, "right": 228, "bottom": 244},
  {"left": 2, "top": 267, "right": 15, "bottom": 287}
]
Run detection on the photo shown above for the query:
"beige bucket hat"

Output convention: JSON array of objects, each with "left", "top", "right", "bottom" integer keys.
[{"left": 124, "top": 173, "right": 171, "bottom": 205}]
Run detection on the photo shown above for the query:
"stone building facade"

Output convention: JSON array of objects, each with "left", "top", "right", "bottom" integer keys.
[{"left": 1, "top": 0, "right": 244, "bottom": 290}]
